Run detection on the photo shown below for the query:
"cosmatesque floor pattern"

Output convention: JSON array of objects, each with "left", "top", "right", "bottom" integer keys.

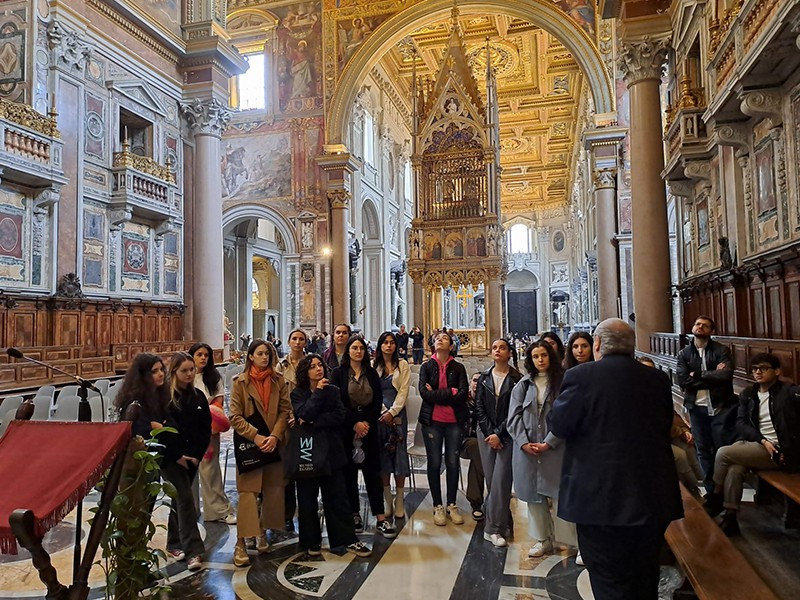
[{"left": 2, "top": 455, "right": 799, "bottom": 599}]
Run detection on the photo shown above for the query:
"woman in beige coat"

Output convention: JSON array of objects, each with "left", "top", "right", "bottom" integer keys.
[{"left": 229, "top": 339, "right": 291, "bottom": 567}]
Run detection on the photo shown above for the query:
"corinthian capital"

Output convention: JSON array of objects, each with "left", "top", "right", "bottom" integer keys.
[
  {"left": 180, "top": 98, "right": 232, "bottom": 137},
  {"left": 592, "top": 168, "right": 616, "bottom": 190},
  {"left": 619, "top": 36, "right": 670, "bottom": 87},
  {"left": 327, "top": 189, "right": 351, "bottom": 209}
]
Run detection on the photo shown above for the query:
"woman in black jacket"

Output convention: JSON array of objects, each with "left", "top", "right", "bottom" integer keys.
[
  {"left": 474, "top": 338, "right": 522, "bottom": 547},
  {"left": 418, "top": 331, "right": 469, "bottom": 526},
  {"left": 330, "top": 336, "right": 396, "bottom": 539},
  {"left": 161, "top": 352, "right": 211, "bottom": 571},
  {"left": 291, "top": 354, "right": 371, "bottom": 557},
  {"left": 113, "top": 352, "right": 170, "bottom": 438}
]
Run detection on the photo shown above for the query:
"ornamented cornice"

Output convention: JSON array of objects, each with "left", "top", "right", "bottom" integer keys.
[
  {"left": 618, "top": 36, "right": 670, "bottom": 87},
  {"left": 327, "top": 189, "right": 350, "bottom": 209},
  {"left": 33, "top": 186, "right": 61, "bottom": 212},
  {"left": 592, "top": 168, "right": 616, "bottom": 190},
  {"left": 667, "top": 180, "right": 695, "bottom": 199},
  {"left": 47, "top": 21, "right": 91, "bottom": 72},
  {"left": 180, "top": 98, "right": 232, "bottom": 137},
  {"left": 739, "top": 90, "right": 783, "bottom": 126},
  {"left": 683, "top": 160, "right": 713, "bottom": 183},
  {"left": 0, "top": 99, "right": 60, "bottom": 138},
  {"left": 714, "top": 123, "right": 750, "bottom": 151},
  {"left": 113, "top": 149, "right": 176, "bottom": 183}
]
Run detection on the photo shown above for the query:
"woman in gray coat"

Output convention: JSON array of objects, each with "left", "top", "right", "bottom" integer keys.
[{"left": 507, "top": 340, "right": 577, "bottom": 559}]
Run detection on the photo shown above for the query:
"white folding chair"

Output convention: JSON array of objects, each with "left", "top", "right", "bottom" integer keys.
[
  {"left": 31, "top": 397, "right": 52, "bottom": 420},
  {"left": 89, "top": 395, "right": 106, "bottom": 422},
  {"left": 95, "top": 379, "right": 111, "bottom": 395},
  {"left": 1, "top": 395, "right": 24, "bottom": 416},
  {"left": 407, "top": 420, "right": 428, "bottom": 492},
  {"left": 51, "top": 395, "right": 82, "bottom": 421},
  {"left": 58, "top": 385, "right": 80, "bottom": 399},
  {"left": 0, "top": 408, "right": 18, "bottom": 438}
]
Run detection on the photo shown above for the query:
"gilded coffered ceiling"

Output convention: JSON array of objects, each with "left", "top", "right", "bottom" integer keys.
[{"left": 380, "top": 14, "right": 586, "bottom": 216}]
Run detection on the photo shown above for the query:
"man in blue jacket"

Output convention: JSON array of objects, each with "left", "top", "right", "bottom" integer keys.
[{"left": 550, "top": 318, "right": 681, "bottom": 600}]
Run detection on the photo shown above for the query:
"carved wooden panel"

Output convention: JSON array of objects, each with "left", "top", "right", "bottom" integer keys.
[
  {"left": 131, "top": 314, "right": 143, "bottom": 343},
  {"left": 10, "top": 311, "right": 35, "bottom": 348}
]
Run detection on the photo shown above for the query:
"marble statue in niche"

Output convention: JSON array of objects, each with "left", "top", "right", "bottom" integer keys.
[{"left": 301, "top": 221, "right": 314, "bottom": 249}]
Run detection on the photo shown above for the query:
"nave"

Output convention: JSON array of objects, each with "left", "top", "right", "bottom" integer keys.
[{"left": 1, "top": 432, "right": 799, "bottom": 600}]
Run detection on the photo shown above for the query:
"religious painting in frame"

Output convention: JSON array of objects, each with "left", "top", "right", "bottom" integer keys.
[
  {"left": 754, "top": 138, "right": 776, "bottom": 216},
  {"left": 274, "top": 2, "right": 323, "bottom": 114},
  {"left": 124, "top": 0, "right": 181, "bottom": 39},
  {"left": 697, "top": 198, "right": 710, "bottom": 248},
  {"left": 0, "top": 211, "right": 23, "bottom": 259}
]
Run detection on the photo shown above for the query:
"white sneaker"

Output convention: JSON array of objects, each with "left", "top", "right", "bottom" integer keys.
[
  {"left": 222, "top": 513, "right": 237, "bottom": 525},
  {"left": 446, "top": 504, "right": 464, "bottom": 525},
  {"left": 484, "top": 532, "right": 507, "bottom": 547},
  {"left": 528, "top": 539, "right": 553, "bottom": 558},
  {"left": 433, "top": 505, "right": 447, "bottom": 526},
  {"left": 575, "top": 551, "right": 584, "bottom": 566}
]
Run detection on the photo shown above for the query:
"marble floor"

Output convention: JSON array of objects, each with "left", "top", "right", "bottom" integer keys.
[{"left": 2, "top": 457, "right": 799, "bottom": 599}]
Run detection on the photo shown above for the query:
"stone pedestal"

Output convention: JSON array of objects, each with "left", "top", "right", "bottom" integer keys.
[{"left": 620, "top": 36, "right": 673, "bottom": 350}]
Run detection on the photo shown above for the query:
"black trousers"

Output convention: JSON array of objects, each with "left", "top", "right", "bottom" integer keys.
[
  {"left": 577, "top": 522, "right": 668, "bottom": 600},
  {"left": 163, "top": 461, "right": 205, "bottom": 558},
  {"left": 343, "top": 460, "right": 385, "bottom": 516},
  {"left": 296, "top": 469, "right": 358, "bottom": 550}
]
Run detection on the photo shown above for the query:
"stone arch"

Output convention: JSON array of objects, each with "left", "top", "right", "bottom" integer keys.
[
  {"left": 362, "top": 198, "right": 381, "bottom": 241},
  {"left": 222, "top": 203, "right": 298, "bottom": 254},
  {"left": 507, "top": 268, "right": 540, "bottom": 290},
  {"left": 326, "top": 0, "right": 613, "bottom": 146}
]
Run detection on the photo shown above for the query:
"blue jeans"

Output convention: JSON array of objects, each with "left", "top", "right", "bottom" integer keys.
[
  {"left": 422, "top": 422, "right": 463, "bottom": 506},
  {"left": 412, "top": 349, "right": 424, "bottom": 364},
  {"left": 688, "top": 404, "right": 737, "bottom": 492}
]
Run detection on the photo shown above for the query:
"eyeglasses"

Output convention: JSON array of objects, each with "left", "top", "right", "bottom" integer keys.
[{"left": 751, "top": 366, "right": 775, "bottom": 373}]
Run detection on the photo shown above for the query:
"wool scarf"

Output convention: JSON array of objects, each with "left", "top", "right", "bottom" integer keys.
[{"left": 249, "top": 365, "right": 273, "bottom": 413}]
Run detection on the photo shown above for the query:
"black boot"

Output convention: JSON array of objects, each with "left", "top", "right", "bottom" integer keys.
[
  {"left": 704, "top": 491, "right": 724, "bottom": 517},
  {"left": 720, "top": 511, "right": 740, "bottom": 536}
]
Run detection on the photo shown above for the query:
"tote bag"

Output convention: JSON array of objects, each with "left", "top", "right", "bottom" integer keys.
[
  {"left": 285, "top": 423, "right": 330, "bottom": 480},
  {"left": 233, "top": 396, "right": 281, "bottom": 473}
]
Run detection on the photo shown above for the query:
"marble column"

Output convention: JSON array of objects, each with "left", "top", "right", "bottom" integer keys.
[
  {"left": 317, "top": 152, "right": 361, "bottom": 327},
  {"left": 619, "top": 36, "right": 673, "bottom": 350},
  {"left": 593, "top": 168, "right": 619, "bottom": 320},
  {"left": 486, "top": 274, "right": 503, "bottom": 343},
  {"left": 235, "top": 237, "right": 253, "bottom": 340},
  {"left": 181, "top": 98, "right": 231, "bottom": 348}
]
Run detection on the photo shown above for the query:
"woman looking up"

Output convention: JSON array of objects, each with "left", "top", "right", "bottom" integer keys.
[
  {"left": 418, "top": 331, "right": 469, "bottom": 526},
  {"left": 290, "top": 354, "right": 372, "bottom": 557},
  {"left": 163, "top": 352, "right": 212, "bottom": 572},
  {"left": 276, "top": 328, "right": 309, "bottom": 532},
  {"left": 189, "top": 342, "right": 236, "bottom": 526},
  {"left": 373, "top": 331, "right": 411, "bottom": 519},
  {"left": 475, "top": 339, "right": 522, "bottom": 547},
  {"left": 564, "top": 332, "right": 594, "bottom": 370},
  {"left": 330, "top": 336, "right": 396, "bottom": 539},
  {"left": 507, "top": 341, "right": 577, "bottom": 560},
  {"left": 229, "top": 340, "right": 291, "bottom": 567}
]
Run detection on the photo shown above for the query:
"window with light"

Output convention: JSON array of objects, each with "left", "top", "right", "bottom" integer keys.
[
  {"left": 238, "top": 52, "right": 266, "bottom": 111},
  {"left": 509, "top": 223, "right": 530, "bottom": 254},
  {"left": 363, "top": 111, "right": 375, "bottom": 165}
]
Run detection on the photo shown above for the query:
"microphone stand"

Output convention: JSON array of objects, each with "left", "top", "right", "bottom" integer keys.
[{"left": 6, "top": 349, "right": 106, "bottom": 579}]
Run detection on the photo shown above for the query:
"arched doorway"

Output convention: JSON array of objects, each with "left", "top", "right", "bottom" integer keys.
[
  {"left": 325, "top": 0, "right": 613, "bottom": 147},
  {"left": 222, "top": 204, "right": 298, "bottom": 351}
]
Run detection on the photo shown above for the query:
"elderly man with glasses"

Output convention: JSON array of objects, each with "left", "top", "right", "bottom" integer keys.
[{"left": 704, "top": 353, "right": 800, "bottom": 535}]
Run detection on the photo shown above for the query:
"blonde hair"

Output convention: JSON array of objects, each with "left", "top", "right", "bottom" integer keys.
[{"left": 168, "top": 351, "right": 196, "bottom": 408}]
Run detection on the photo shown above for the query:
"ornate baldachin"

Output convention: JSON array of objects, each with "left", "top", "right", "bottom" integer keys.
[{"left": 0, "top": 98, "right": 61, "bottom": 138}]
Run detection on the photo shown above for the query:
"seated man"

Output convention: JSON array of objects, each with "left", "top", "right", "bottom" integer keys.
[{"left": 705, "top": 353, "right": 800, "bottom": 535}]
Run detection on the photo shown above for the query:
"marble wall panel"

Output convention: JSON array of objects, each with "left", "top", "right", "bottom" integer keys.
[{"left": 0, "top": 3, "right": 27, "bottom": 102}]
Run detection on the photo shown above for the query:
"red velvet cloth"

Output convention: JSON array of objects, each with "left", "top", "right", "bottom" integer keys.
[{"left": 0, "top": 420, "right": 131, "bottom": 554}]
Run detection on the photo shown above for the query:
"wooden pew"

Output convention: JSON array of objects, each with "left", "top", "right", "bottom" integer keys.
[
  {"left": 757, "top": 470, "right": 800, "bottom": 529},
  {"left": 665, "top": 484, "right": 779, "bottom": 600}
]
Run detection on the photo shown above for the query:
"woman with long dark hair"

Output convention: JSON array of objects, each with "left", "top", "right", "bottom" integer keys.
[
  {"left": 373, "top": 331, "right": 411, "bottom": 519},
  {"left": 330, "top": 336, "right": 396, "bottom": 538},
  {"left": 162, "top": 352, "right": 212, "bottom": 571},
  {"left": 564, "top": 332, "right": 594, "bottom": 370},
  {"left": 113, "top": 353, "right": 169, "bottom": 436},
  {"left": 189, "top": 342, "right": 235, "bottom": 525},
  {"left": 539, "top": 332, "right": 565, "bottom": 363},
  {"left": 291, "top": 354, "right": 371, "bottom": 557},
  {"left": 418, "top": 331, "right": 469, "bottom": 526},
  {"left": 230, "top": 339, "right": 291, "bottom": 567},
  {"left": 507, "top": 341, "right": 576, "bottom": 559},
  {"left": 475, "top": 338, "right": 522, "bottom": 547}
]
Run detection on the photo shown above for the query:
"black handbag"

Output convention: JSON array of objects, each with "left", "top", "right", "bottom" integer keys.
[
  {"left": 284, "top": 423, "right": 330, "bottom": 480},
  {"left": 233, "top": 396, "right": 281, "bottom": 473}
]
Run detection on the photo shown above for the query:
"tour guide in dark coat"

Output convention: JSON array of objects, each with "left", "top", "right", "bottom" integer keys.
[{"left": 549, "top": 318, "right": 682, "bottom": 600}]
